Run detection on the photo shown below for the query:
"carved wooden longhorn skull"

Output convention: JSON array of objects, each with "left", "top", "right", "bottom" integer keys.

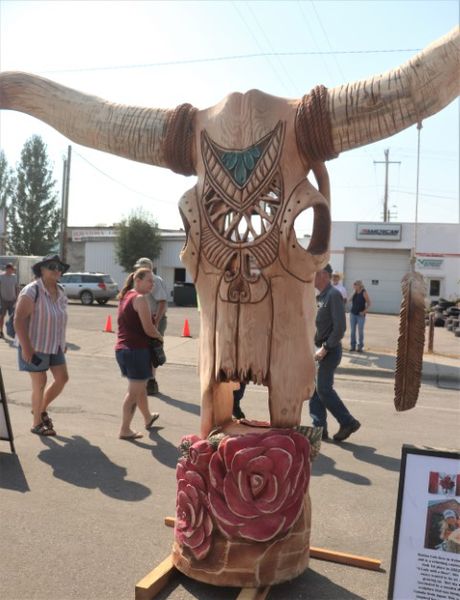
[{"left": 1, "top": 28, "right": 458, "bottom": 437}]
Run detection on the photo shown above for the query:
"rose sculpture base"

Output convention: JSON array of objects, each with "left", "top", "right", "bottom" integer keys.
[{"left": 173, "top": 428, "right": 311, "bottom": 588}]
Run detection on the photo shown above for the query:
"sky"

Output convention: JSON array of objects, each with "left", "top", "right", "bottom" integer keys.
[{"left": 0, "top": 0, "right": 458, "bottom": 235}]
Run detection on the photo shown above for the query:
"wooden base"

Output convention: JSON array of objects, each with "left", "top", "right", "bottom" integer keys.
[
  {"left": 134, "top": 517, "right": 382, "bottom": 599},
  {"left": 165, "top": 516, "right": 381, "bottom": 571}
]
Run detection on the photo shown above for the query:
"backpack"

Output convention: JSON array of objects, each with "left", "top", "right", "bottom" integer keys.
[{"left": 6, "top": 283, "right": 39, "bottom": 338}]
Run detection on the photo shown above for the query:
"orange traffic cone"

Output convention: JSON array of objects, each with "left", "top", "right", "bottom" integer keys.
[
  {"left": 103, "top": 315, "right": 114, "bottom": 333},
  {"left": 181, "top": 319, "right": 191, "bottom": 338}
]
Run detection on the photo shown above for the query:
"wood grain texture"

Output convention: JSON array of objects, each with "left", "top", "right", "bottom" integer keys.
[
  {"left": 328, "top": 27, "right": 460, "bottom": 153},
  {"left": 394, "top": 271, "right": 426, "bottom": 411}
]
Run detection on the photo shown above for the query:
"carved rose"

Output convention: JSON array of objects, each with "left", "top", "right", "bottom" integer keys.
[
  {"left": 208, "top": 430, "right": 310, "bottom": 542},
  {"left": 175, "top": 442, "right": 214, "bottom": 560}
]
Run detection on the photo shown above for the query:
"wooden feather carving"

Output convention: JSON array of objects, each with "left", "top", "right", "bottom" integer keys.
[{"left": 394, "top": 271, "right": 426, "bottom": 411}]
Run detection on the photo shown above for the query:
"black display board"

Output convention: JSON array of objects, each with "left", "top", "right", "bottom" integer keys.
[{"left": 0, "top": 367, "right": 15, "bottom": 453}]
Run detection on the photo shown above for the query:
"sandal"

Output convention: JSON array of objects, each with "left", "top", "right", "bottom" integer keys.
[
  {"left": 31, "top": 422, "right": 56, "bottom": 437},
  {"left": 41, "top": 411, "right": 53, "bottom": 428}
]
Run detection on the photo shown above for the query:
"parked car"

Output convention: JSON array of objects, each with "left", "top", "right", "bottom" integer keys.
[{"left": 59, "top": 272, "right": 119, "bottom": 305}]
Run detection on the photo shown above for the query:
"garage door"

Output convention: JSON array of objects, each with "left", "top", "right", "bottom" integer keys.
[{"left": 344, "top": 248, "right": 411, "bottom": 314}]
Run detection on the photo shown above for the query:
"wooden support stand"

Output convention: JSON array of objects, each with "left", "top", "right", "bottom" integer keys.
[{"left": 134, "top": 517, "right": 382, "bottom": 599}]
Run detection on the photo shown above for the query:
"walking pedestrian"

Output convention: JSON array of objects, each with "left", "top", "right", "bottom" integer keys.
[
  {"left": 14, "top": 254, "right": 70, "bottom": 436},
  {"left": 115, "top": 267, "right": 163, "bottom": 440},
  {"left": 0, "top": 263, "right": 19, "bottom": 338},
  {"left": 332, "top": 271, "right": 347, "bottom": 303},
  {"left": 309, "top": 264, "right": 361, "bottom": 442},
  {"left": 349, "top": 280, "right": 371, "bottom": 352},
  {"left": 133, "top": 258, "right": 168, "bottom": 395}
]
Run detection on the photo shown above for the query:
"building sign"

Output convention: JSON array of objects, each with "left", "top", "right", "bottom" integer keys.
[
  {"left": 71, "top": 229, "right": 117, "bottom": 242},
  {"left": 356, "top": 223, "right": 402, "bottom": 241},
  {"left": 416, "top": 258, "right": 444, "bottom": 269}
]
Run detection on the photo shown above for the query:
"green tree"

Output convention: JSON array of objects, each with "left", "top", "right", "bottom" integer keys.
[
  {"left": 7, "top": 135, "right": 61, "bottom": 255},
  {"left": 0, "top": 150, "right": 15, "bottom": 254},
  {"left": 0, "top": 150, "right": 15, "bottom": 210},
  {"left": 115, "top": 209, "right": 162, "bottom": 272}
]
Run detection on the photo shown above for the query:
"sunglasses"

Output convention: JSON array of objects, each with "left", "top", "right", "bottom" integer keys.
[{"left": 43, "top": 262, "right": 64, "bottom": 272}]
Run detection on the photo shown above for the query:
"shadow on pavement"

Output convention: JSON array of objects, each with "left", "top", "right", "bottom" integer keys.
[
  {"left": 0, "top": 452, "right": 30, "bottom": 493},
  {"left": 312, "top": 450, "right": 371, "bottom": 485},
  {"left": 338, "top": 442, "right": 400, "bottom": 472},
  {"left": 37, "top": 434, "right": 151, "bottom": 501},
  {"left": 156, "top": 566, "right": 367, "bottom": 599},
  {"left": 271, "top": 567, "right": 368, "bottom": 599},
  {"left": 156, "top": 392, "right": 200, "bottom": 416},
  {"left": 126, "top": 427, "right": 180, "bottom": 470}
]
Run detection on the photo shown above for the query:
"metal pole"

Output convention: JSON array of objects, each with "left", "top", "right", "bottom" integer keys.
[
  {"left": 383, "top": 149, "right": 389, "bottom": 222},
  {"left": 61, "top": 145, "right": 72, "bottom": 262},
  {"left": 59, "top": 157, "right": 67, "bottom": 258},
  {"left": 374, "top": 149, "right": 401, "bottom": 223}
]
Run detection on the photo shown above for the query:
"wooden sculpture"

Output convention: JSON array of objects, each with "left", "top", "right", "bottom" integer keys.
[{"left": 1, "top": 27, "right": 458, "bottom": 587}]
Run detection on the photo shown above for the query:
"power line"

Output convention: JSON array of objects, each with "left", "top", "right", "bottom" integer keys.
[
  {"left": 72, "top": 150, "right": 178, "bottom": 205},
  {"left": 41, "top": 47, "right": 421, "bottom": 74}
]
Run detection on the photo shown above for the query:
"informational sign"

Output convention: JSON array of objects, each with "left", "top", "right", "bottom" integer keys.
[
  {"left": 416, "top": 258, "right": 444, "bottom": 269},
  {"left": 356, "top": 223, "right": 402, "bottom": 241},
  {"left": 71, "top": 228, "right": 117, "bottom": 242},
  {"left": 0, "top": 367, "right": 15, "bottom": 453},
  {"left": 388, "top": 445, "right": 460, "bottom": 600}
]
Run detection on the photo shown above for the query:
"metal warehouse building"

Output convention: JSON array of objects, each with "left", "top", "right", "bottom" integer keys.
[{"left": 66, "top": 222, "right": 459, "bottom": 314}]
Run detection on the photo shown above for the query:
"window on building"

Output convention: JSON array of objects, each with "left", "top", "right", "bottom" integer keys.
[
  {"left": 174, "top": 268, "right": 186, "bottom": 283},
  {"left": 429, "top": 280, "right": 441, "bottom": 297}
]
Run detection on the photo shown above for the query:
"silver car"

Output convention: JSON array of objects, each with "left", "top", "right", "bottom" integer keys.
[{"left": 59, "top": 272, "right": 119, "bottom": 305}]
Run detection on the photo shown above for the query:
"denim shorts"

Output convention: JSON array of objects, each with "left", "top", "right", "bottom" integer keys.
[
  {"left": 18, "top": 347, "right": 66, "bottom": 372},
  {"left": 115, "top": 348, "right": 152, "bottom": 381}
]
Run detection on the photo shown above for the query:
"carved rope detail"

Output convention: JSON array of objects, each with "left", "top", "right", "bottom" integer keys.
[{"left": 295, "top": 85, "right": 338, "bottom": 163}]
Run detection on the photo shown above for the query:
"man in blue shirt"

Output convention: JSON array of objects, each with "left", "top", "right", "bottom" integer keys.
[{"left": 309, "top": 264, "right": 361, "bottom": 442}]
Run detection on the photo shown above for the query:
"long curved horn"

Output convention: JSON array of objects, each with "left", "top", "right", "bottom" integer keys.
[
  {"left": 0, "top": 71, "right": 197, "bottom": 175},
  {"left": 328, "top": 26, "right": 460, "bottom": 154}
]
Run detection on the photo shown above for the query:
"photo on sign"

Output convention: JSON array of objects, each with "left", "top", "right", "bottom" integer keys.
[
  {"left": 428, "top": 471, "right": 460, "bottom": 496},
  {"left": 424, "top": 499, "right": 460, "bottom": 553}
]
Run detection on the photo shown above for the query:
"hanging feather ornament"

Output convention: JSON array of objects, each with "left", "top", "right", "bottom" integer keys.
[{"left": 394, "top": 271, "right": 426, "bottom": 411}]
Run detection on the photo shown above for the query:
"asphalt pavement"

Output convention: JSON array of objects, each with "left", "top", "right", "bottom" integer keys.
[{"left": 0, "top": 305, "right": 458, "bottom": 600}]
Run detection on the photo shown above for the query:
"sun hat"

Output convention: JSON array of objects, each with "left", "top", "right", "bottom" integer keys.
[
  {"left": 134, "top": 257, "right": 153, "bottom": 269},
  {"left": 32, "top": 254, "right": 70, "bottom": 277}
]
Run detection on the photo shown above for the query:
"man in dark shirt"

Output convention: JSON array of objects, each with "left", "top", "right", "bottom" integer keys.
[{"left": 309, "top": 264, "right": 361, "bottom": 442}]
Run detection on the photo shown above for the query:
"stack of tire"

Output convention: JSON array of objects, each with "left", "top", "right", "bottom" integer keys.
[{"left": 427, "top": 299, "right": 460, "bottom": 337}]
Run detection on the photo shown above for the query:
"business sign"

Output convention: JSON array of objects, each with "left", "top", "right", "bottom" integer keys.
[
  {"left": 71, "top": 229, "right": 117, "bottom": 242},
  {"left": 416, "top": 258, "right": 444, "bottom": 269},
  {"left": 356, "top": 223, "right": 402, "bottom": 241}
]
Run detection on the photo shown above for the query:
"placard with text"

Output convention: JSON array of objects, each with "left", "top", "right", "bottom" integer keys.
[{"left": 389, "top": 445, "right": 460, "bottom": 600}]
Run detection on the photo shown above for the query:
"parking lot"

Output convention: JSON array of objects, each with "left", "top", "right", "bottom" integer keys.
[{"left": 0, "top": 304, "right": 458, "bottom": 599}]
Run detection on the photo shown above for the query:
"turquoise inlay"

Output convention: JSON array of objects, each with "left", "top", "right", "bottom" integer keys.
[{"left": 220, "top": 146, "right": 263, "bottom": 186}]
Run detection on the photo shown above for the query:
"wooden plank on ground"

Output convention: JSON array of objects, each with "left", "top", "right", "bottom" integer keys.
[
  {"left": 310, "top": 546, "right": 381, "bottom": 571},
  {"left": 236, "top": 587, "right": 270, "bottom": 600},
  {"left": 135, "top": 555, "right": 175, "bottom": 600}
]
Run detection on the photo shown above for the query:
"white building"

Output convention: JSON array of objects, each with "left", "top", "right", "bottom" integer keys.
[
  {"left": 300, "top": 222, "right": 459, "bottom": 314},
  {"left": 66, "top": 222, "right": 459, "bottom": 314}
]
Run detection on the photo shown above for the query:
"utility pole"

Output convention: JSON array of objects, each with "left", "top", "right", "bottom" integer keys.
[
  {"left": 59, "top": 145, "right": 72, "bottom": 261},
  {"left": 374, "top": 149, "right": 401, "bottom": 222}
]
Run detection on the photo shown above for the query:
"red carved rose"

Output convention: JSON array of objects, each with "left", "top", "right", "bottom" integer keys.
[
  {"left": 175, "top": 452, "right": 213, "bottom": 560},
  {"left": 208, "top": 430, "right": 310, "bottom": 542}
]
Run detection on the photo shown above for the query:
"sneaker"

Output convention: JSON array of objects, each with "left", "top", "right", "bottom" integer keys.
[
  {"left": 333, "top": 420, "right": 361, "bottom": 442},
  {"left": 357, "top": 347, "right": 364, "bottom": 353},
  {"left": 349, "top": 347, "right": 355, "bottom": 352},
  {"left": 147, "top": 379, "right": 159, "bottom": 395}
]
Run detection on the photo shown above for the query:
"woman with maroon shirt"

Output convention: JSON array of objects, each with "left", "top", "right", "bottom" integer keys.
[{"left": 115, "top": 268, "right": 163, "bottom": 440}]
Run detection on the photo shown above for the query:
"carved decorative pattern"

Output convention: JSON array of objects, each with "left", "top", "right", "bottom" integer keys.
[{"left": 200, "top": 123, "right": 285, "bottom": 303}]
